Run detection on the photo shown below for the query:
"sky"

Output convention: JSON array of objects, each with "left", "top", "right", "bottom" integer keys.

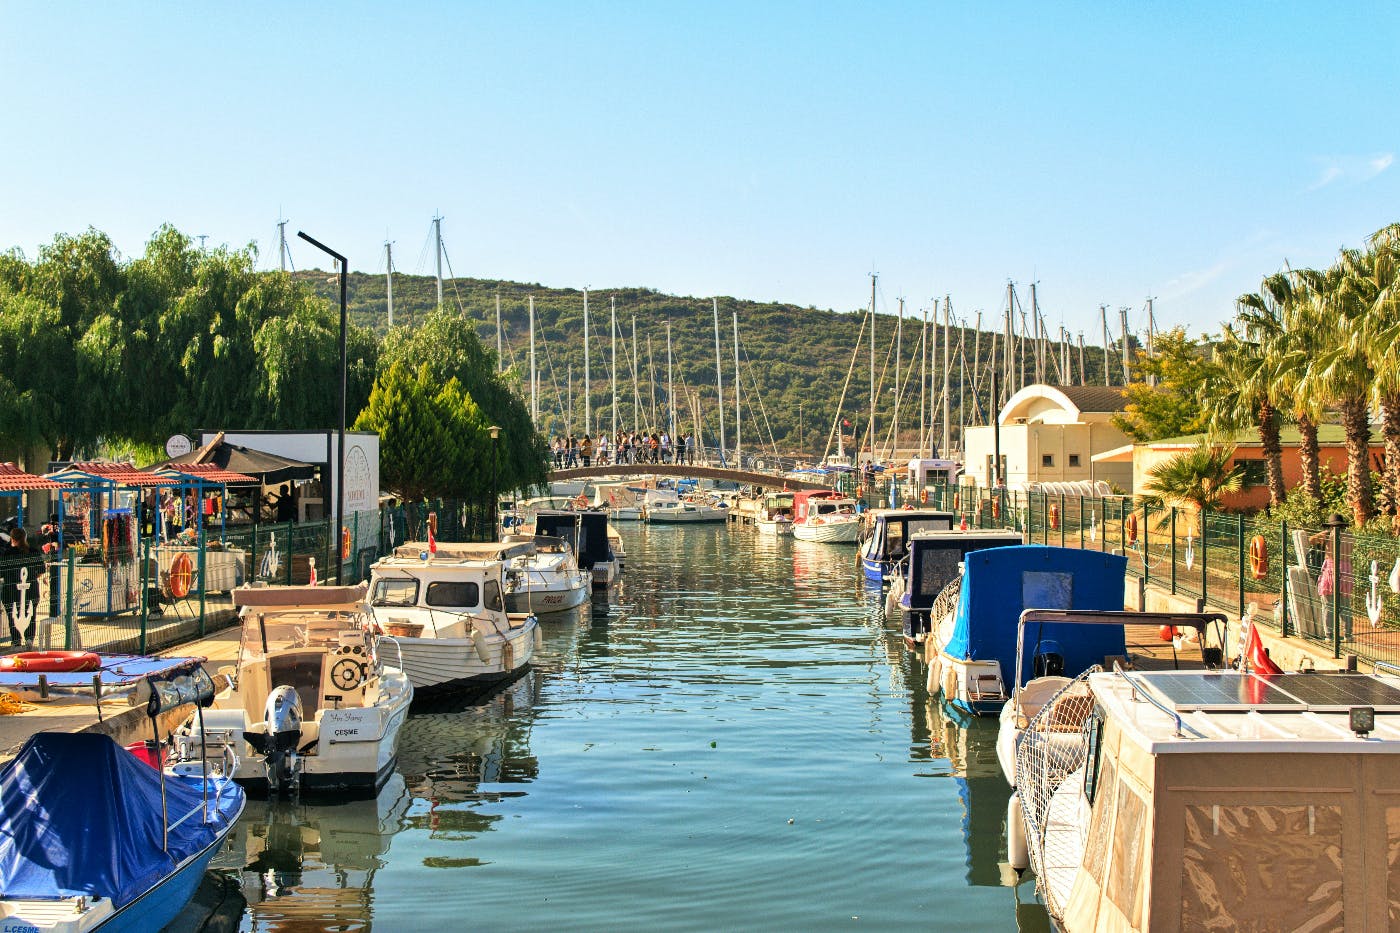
[{"left": 3, "top": 2, "right": 1399, "bottom": 341}]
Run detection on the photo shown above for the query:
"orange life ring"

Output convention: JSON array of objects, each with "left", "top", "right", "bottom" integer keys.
[
  {"left": 1125, "top": 511, "right": 1139, "bottom": 546},
  {"left": 991, "top": 496, "right": 1001, "bottom": 520},
  {"left": 1049, "top": 503, "right": 1060, "bottom": 531},
  {"left": 1157, "top": 625, "right": 1178, "bottom": 642},
  {"left": 0, "top": 650, "right": 102, "bottom": 673},
  {"left": 573, "top": 493, "right": 588, "bottom": 509},
  {"left": 953, "top": 492, "right": 961, "bottom": 511},
  {"left": 919, "top": 489, "right": 928, "bottom": 504},
  {"left": 341, "top": 526, "right": 352, "bottom": 560},
  {"left": 1248, "top": 534, "right": 1268, "bottom": 580},
  {"left": 168, "top": 552, "right": 193, "bottom": 599},
  {"left": 902, "top": 504, "right": 914, "bottom": 510},
  {"left": 856, "top": 486, "right": 866, "bottom": 498}
]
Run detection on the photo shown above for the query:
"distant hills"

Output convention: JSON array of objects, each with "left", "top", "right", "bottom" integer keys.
[{"left": 294, "top": 270, "right": 1126, "bottom": 456}]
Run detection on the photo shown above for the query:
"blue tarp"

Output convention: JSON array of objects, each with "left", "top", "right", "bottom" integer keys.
[
  {"left": 0, "top": 732, "right": 242, "bottom": 908},
  {"left": 943, "top": 546, "right": 1127, "bottom": 688}
]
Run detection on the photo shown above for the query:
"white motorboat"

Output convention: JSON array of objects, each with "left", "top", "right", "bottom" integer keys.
[
  {"left": 644, "top": 495, "right": 729, "bottom": 523},
  {"left": 791, "top": 490, "right": 860, "bottom": 543},
  {"left": 1009, "top": 656, "right": 1400, "bottom": 931},
  {"left": 366, "top": 541, "right": 540, "bottom": 695},
  {"left": 177, "top": 584, "right": 413, "bottom": 798},
  {"left": 751, "top": 492, "right": 795, "bottom": 535},
  {"left": 501, "top": 534, "right": 591, "bottom": 615}
]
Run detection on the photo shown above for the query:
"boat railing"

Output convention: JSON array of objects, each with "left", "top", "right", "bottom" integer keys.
[
  {"left": 1113, "top": 661, "right": 1202, "bottom": 738},
  {"left": 374, "top": 634, "right": 406, "bottom": 673}
]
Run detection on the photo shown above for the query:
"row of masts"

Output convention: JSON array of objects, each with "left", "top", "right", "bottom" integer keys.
[{"left": 278, "top": 216, "right": 1158, "bottom": 462}]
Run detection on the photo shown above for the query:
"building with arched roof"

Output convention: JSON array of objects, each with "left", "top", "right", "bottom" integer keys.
[{"left": 961, "top": 384, "right": 1133, "bottom": 491}]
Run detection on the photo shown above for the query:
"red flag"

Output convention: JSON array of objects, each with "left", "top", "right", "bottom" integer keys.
[
  {"left": 1245, "top": 618, "right": 1283, "bottom": 676},
  {"left": 308, "top": 558, "right": 318, "bottom": 587},
  {"left": 428, "top": 511, "right": 438, "bottom": 555}
]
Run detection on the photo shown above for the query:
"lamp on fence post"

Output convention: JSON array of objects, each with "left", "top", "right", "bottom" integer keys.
[
  {"left": 489, "top": 426, "right": 502, "bottom": 538},
  {"left": 296, "top": 230, "right": 348, "bottom": 584}
]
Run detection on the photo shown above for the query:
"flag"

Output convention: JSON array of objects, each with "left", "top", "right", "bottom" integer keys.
[
  {"left": 1245, "top": 617, "right": 1283, "bottom": 676},
  {"left": 428, "top": 511, "right": 438, "bottom": 555},
  {"left": 841, "top": 419, "right": 852, "bottom": 428},
  {"left": 308, "top": 558, "right": 318, "bottom": 587}
]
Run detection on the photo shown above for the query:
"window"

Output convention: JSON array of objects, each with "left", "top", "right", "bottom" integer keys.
[
  {"left": 1238, "top": 459, "right": 1269, "bottom": 487},
  {"left": 1042, "top": 454, "right": 1055, "bottom": 467},
  {"left": 1069, "top": 454, "right": 1081, "bottom": 468},
  {"left": 425, "top": 581, "right": 480, "bottom": 608},
  {"left": 371, "top": 579, "right": 418, "bottom": 607},
  {"left": 483, "top": 579, "right": 504, "bottom": 612}
]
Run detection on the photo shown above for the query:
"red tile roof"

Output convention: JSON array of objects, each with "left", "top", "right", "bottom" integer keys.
[
  {"left": 55, "top": 461, "right": 168, "bottom": 487},
  {"left": 0, "top": 462, "right": 62, "bottom": 491},
  {"left": 155, "top": 463, "right": 258, "bottom": 484}
]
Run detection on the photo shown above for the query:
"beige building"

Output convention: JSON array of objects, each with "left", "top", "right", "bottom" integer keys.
[{"left": 961, "top": 384, "right": 1133, "bottom": 492}]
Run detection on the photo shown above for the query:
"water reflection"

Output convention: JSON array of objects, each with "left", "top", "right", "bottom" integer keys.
[{"left": 212, "top": 774, "right": 411, "bottom": 932}]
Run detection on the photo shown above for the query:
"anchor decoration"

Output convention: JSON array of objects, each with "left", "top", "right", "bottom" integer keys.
[
  {"left": 1184, "top": 532, "right": 1196, "bottom": 571},
  {"left": 7, "top": 567, "right": 36, "bottom": 647},
  {"left": 1390, "top": 556, "right": 1400, "bottom": 595},
  {"left": 1368, "top": 560, "right": 1385, "bottom": 628},
  {"left": 258, "top": 532, "right": 281, "bottom": 581}
]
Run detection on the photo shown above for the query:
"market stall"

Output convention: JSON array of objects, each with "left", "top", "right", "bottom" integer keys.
[{"left": 149, "top": 462, "right": 258, "bottom": 595}]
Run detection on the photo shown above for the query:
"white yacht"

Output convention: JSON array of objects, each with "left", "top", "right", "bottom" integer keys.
[
  {"left": 790, "top": 490, "right": 860, "bottom": 543},
  {"left": 501, "top": 533, "right": 591, "bottom": 614},
  {"left": 176, "top": 584, "right": 413, "bottom": 798},
  {"left": 754, "top": 492, "right": 795, "bottom": 535},
  {"left": 365, "top": 541, "right": 540, "bottom": 696},
  {"left": 644, "top": 495, "right": 729, "bottom": 523}
]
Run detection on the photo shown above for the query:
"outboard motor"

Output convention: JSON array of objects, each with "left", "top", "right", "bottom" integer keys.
[
  {"left": 246, "top": 684, "right": 303, "bottom": 795},
  {"left": 1033, "top": 639, "right": 1065, "bottom": 679}
]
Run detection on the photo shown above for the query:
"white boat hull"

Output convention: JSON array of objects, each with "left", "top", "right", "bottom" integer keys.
[
  {"left": 756, "top": 517, "right": 794, "bottom": 536},
  {"left": 390, "top": 619, "right": 537, "bottom": 693},
  {"left": 792, "top": 518, "right": 861, "bottom": 543}
]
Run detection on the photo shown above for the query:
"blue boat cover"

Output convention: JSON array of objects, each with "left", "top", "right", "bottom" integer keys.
[
  {"left": 0, "top": 732, "right": 242, "bottom": 908},
  {"left": 943, "top": 546, "right": 1127, "bottom": 688}
]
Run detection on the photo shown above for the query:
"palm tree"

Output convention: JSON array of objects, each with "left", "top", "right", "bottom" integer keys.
[
  {"left": 1353, "top": 224, "right": 1400, "bottom": 531},
  {"left": 1203, "top": 318, "right": 1284, "bottom": 506},
  {"left": 1142, "top": 440, "right": 1245, "bottom": 515},
  {"left": 1299, "top": 258, "right": 1376, "bottom": 528}
]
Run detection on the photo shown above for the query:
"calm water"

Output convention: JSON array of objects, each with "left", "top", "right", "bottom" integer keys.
[{"left": 191, "top": 523, "right": 1049, "bottom": 932}]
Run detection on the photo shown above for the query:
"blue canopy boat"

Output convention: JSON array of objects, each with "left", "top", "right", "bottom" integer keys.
[
  {"left": 926, "top": 545, "right": 1128, "bottom": 716},
  {"left": 887, "top": 529, "right": 1024, "bottom": 645},
  {"left": 857, "top": 508, "right": 956, "bottom": 583},
  {"left": 0, "top": 731, "right": 244, "bottom": 931}
]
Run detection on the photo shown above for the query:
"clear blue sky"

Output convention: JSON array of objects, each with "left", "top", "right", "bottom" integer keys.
[{"left": 4, "top": 2, "right": 1397, "bottom": 340}]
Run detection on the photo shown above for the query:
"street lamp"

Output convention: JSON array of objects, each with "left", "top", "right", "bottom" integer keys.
[
  {"left": 296, "top": 231, "right": 348, "bottom": 584},
  {"left": 489, "top": 425, "right": 502, "bottom": 537}
]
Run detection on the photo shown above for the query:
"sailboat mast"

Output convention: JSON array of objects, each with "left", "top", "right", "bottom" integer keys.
[
  {"left": 1078, "top": 333, "right": 1086, "bottom": 386},
  {"left": 277, "top": 218, "right": 289, "bottom": 273},
  {"left": 1119, "top": 306, "right": 1131, "bottom": 384},
  {"left": 894, "top": 297, "right": 903, "bottom": 461},
  {"left": 666, "top": 323, "right": 674, "bottom": 440},
  {"left": 610, "top": 297, "right": 618, "bottom": 438},
  {"left": 1004, "top": 282, "right": 1013, "bottom": 399},
  {"left": 713, "top": 298, "right": 726, "bottom": 462},
  {"left": 942, "top": 297, "right": 951, "bottom": 458},
  {"left": 868, "top": 274, "right": 877, "bottom": 467},
  {"left": 920, "top": 305, "right": 928, "bottom": 459},
  {"left": 631, "top": 317, "right": 642, "bottom": 431},
  {"left": 1101, "top": 305, "right": 1112, "bottom": 386},
  {"left": 495, "top": 290, "right": 502, "bottom": 373},
  {"left": 433, "top": 213, "right": 444, "bottom": 309},
  {"left": 528, "top": 296, "right": 537, "bottom": 426},
  {"left": 732, "top": 311, "right": 741, "bottom": 465},
  {"left": 583, "top": 289, "right": 591, "bottom": 436},
  {"left": 385, "top": 241, "right": 394, "bottom": 328}
]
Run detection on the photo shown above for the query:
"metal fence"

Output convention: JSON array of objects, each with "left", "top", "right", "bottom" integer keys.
[{"left": 881, "top": 481, "right": 1400, "bottom": 667}]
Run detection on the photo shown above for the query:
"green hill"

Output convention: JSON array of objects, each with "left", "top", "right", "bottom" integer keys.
[{"left": 295, "top": 270, "right": 1127, "bottom": 457}]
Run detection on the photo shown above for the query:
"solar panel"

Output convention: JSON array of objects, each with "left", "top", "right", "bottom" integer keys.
[
  {"left": 1259, "top": 673, "right": 1400, "bottom": 712},
  {"left": 1136, "top": 672, "right": 1306, "bottom": 712}
]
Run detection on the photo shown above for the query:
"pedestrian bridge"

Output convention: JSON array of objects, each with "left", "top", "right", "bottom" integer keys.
[{"left": 550, "top": 461, "right": 832, "bottom": 491}]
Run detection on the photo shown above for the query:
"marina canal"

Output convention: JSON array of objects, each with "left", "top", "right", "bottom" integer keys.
[{"left": 196, "top": 523, "right": 1047, "bottom": 931}]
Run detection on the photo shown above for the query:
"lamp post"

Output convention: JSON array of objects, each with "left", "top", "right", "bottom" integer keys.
[
  {"left": 488, "top": 426, "right": 502, "bottom": 538},
  {"left": 296, "top": 230, "right": 348, "bottom": 584}
]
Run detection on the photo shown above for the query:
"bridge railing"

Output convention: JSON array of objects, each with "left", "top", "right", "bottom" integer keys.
[{"left": 550, "top": 445, "right": 810, "bottom": 475}]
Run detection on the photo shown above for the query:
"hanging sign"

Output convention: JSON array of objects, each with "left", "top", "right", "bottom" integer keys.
[{"left": 165, "top": 434, "right": 193, "bottom": 458}]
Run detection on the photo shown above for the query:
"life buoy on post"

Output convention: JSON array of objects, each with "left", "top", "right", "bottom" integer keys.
[
  {"left": 341, "top": 527, "right": 352, "bottom": 561},
  {"left": 573, "top": 493, "right": 588, "bottom": 510},
  {"left": 953, "top": 492, "right": 961, "bottom": 511},
  {"left": 920, "top": 489, "right": 928, "bottom": 505},
  {"left": 1248, "top": 534, "right": 1269, "bottom": 580},
  {"left": 991, "top": 496, "right": 1001, "bottom": 520},
  {"left": 1125, "top": 511, "right": 1140, "bottom": 546},
  {"left": 168, "top": 552, "right": 193, "bottom": 599},
  {"left": 1049, "top": 503, "right": 1060, "bottom": 531}
]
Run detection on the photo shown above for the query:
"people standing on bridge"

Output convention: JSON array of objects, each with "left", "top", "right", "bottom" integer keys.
[
  {"left": 580, "top": 434, "right": 593, "bottom": 467},
  {"left": 596, "top": 432, "right": 610, "bottom": 465},
  {"left": 552, "top": 436, "right": 564, "bottom": 469},
  {"left": 565, "top": 436, "right": 578, "bottom": 468},
  {"left": 647, "top": 432, "right": 659, "bottom": 463},
  {"left": 684, "top": 432, "right": 695, "bottom": 464},
  {"left": 660, "top": 431, "right": 672, "bottom": 463}
]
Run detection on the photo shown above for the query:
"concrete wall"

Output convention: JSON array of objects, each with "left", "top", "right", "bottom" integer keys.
[{"left": 963, "top": 422, "right": 1134, "bottom": 491}]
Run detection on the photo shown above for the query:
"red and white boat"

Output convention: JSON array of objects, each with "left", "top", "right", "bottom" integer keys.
[{"left": 791, "top": 490, "right": 861, "bottom": 544}]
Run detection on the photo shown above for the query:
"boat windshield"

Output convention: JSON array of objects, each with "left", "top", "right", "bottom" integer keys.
[
  {"left": 372, "top": 578, "right": 419, "bottom": 607},
  {"left": 238, "top": 608, "right": 366, "bottom": 662}
]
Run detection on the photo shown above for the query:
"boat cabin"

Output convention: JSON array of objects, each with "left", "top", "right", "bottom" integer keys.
[
  {"left": 1025, "top": 668, "right": 1400, "bottom": 931},
  {"left": 534, "top": 510, "right": 615, "bottom": 571},
  {"left": 366, "top": 541, "right": 528, "bottom": 637},
  {"left": 792, "top": 490, "right": 855, "bottom": 523},
  {"left": 897, "top": 529, "right": 1023, "bottom": 640},
  {"left": 860, "top": 508, "right": 957, "bottom": 580}
]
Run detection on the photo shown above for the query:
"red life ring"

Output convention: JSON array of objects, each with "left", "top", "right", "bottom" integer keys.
[
  {"left": 1049, "top": 503, "right": 1060, "bottom": 531},
  {"left": 573, "top": 493, "right": 589, "bottom": 510},
  {"left": 168, "top": 552, "right": 193, "bottom": 598},
  {"left": 991, "top": 496, "right": 1001, "bottom": 520},
  {"left": 1158, "top": 625, "right": 1178, "bottom": 642},
  {"left": 0, "top": 651, "right": 102, "bottom": 673},
  {"left": 341, "top": 526, "right": 352, "bottom": 560},
  {"left": 919, "top": 489, "right": 929, "bottom": 504},
  {"left": 1125, "top": 511, "right": 1139, "bottom": 546},
  {"left": 1248, "top": 534, "right": 1268, "bottom": 580}
]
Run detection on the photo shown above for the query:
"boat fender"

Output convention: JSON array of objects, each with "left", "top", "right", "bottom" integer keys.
[
  {"left": 472, "top": 628, "right": 491, "bottom": 663},
  {"left": 1007, "top": 793, "right": 1030, "bottom": 871},
  {"left": 534, "top": 625, "right": 544, "bottom": 651},
  {"left": 926, "top": 656, "right": 942, "bottom": 696}
]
